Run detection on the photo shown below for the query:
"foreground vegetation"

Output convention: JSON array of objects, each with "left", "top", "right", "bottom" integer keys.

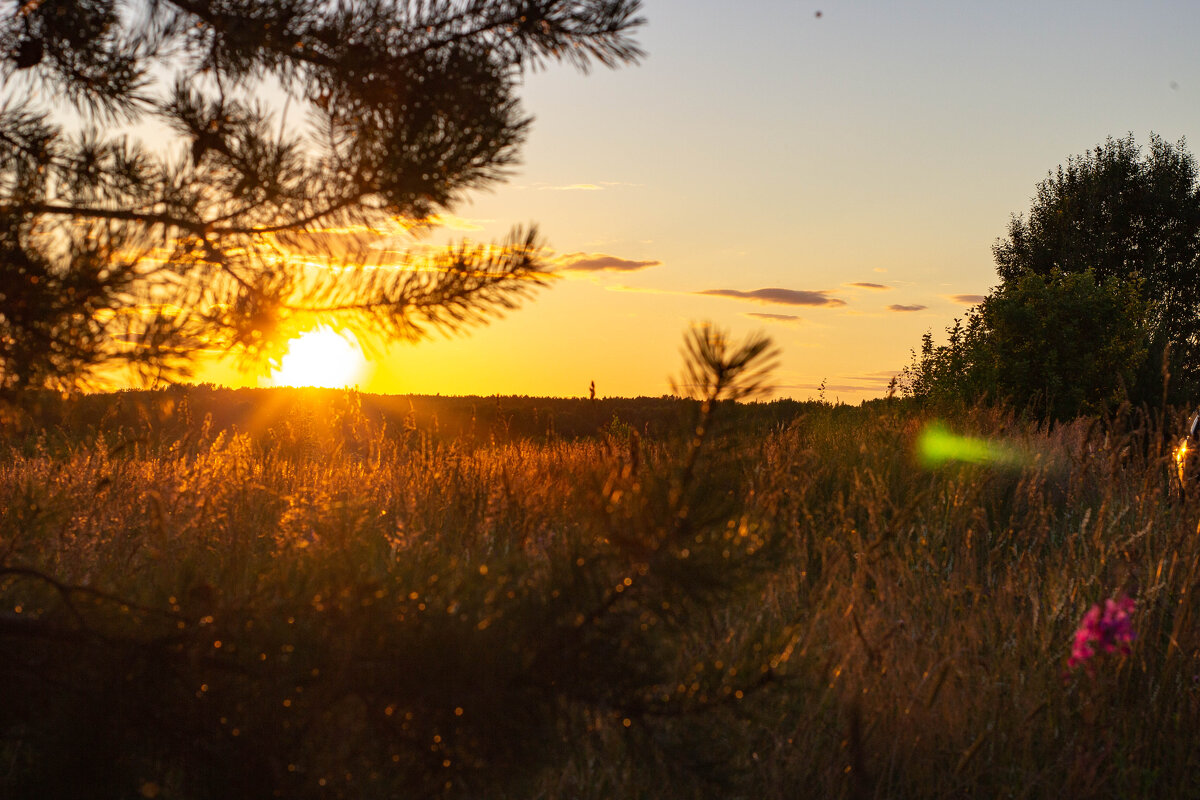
[{"left": 3, "top": 383, "right": 1200, "bottom": 799}]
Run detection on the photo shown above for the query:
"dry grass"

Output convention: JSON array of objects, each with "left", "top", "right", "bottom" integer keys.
[{"left": 2, "top": 392, "right": 1200, "bottom": 799}]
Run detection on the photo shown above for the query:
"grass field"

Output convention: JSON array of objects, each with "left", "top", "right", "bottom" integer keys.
[{"left": 3, "top": 386, "right": 1200, "bottom": 799}]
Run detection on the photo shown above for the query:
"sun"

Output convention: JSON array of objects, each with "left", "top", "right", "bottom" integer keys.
[{"left": 270, "top": 327, "right": 367, "bottom": 388}]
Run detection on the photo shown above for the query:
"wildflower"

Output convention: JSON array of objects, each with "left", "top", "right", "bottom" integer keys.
[{"left": 1067, "top": 595, "right": 1136, "bottom": 672}]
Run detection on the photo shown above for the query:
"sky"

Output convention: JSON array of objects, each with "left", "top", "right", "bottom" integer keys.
[{"left": 202, "top": 0, "right": 1200, "bottom": 403}]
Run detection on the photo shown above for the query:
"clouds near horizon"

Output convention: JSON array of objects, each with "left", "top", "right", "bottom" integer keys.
[
  {"left": 555, "top": 252, "right": 662, "bottom": 273},
  {"left": 887, "top": 303, "right": 927, "bottom": 312},
  {"left": 526, "top": 180, "right": 642, "bottom": 192},
  {"left": 777, "top": 371, "right": 898, "bottom": 394},
  {"left": 699, "top": 287, "right": 845, "bottom": 307},
  {"left": 949, "top": 294, "right": 986, "bottom": 305},
  {"left": 847, "top": 282, "right": 890, "bottom": 290},
  {"left": 745, "top": 312, "right": 803, "bottom": 324}
]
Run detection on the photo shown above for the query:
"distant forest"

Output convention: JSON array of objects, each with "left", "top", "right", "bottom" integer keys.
[{"left": 3, "top": 386, "right": 866, "bottom": 449}]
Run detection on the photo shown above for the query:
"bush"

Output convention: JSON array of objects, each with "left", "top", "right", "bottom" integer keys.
[{"left": 901, "top": 269, "right": 1150, "bottom": 421}]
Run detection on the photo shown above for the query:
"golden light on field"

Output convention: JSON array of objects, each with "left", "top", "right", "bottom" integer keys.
[{"left": 270, "top": 327, "right": 367, "bottom": 388}]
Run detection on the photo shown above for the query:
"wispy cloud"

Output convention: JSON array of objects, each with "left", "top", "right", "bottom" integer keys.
[
  {"left": 422, "top": 213, "right": 491, "bottom": 232},
  {"left": 602, "top": 284, "right": 670, "bottom": 294},
  {"left": 273, "top": 214, "right": 490, "bottom": 257},
  {"left": 777, "top": 372, "right": 898, "bottom": 393},
  {"left": 887, "top": 303, "right": 927, "bottom": 312},
  {"left": 554, "top": 252, "right": 662, "bottom": 273},
  {"left": 948, "top": 294, "right": 986, "bottom": 305},
  {"left": 745, "top": 312, "right": 803, "bottom": 324},
  {"left": 525, "top": 180, "right": 642, "bottom": 192},
  {"left": 698, "top": 288, "right": 846, "bottom": 307},
  {"left": 847, "top": 282, "right": 891, "bottom": 290},
  {"left": 778, "top": 383, "right": 876, "bottom": 393}
]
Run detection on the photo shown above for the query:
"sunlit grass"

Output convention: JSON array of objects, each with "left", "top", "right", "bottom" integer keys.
[{"left": 2, "top": 393, "right": 1200, "bottom": 798}]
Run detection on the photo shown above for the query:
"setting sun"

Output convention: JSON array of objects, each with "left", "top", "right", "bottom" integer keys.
[{"left": 271, "top": 327, "right": 367, "bottom": 388}]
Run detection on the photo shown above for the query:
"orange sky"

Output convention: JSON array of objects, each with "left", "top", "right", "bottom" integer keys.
[{"left": 192, "top": 1, "right": 1200, "bottom": 403}]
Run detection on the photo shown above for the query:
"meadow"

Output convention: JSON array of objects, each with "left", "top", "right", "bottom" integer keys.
[{"left": 2, "top": 385, "right": 1200, "bottom": 799}]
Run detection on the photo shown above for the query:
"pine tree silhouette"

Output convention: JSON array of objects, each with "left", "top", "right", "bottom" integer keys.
[{"left": 0, "top": 0, "right": 645, "bottom": 393}]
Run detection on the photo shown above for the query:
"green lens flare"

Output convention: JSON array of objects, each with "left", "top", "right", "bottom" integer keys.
[{"left": 917, "top": 422, "right": 1028, "bottom": 468}]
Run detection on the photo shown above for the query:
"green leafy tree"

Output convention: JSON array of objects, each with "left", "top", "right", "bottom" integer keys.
[
  {"left": 993, "top": 133, "right": 1200, "bottom": 399},
  {"left": 0, "top": 0, "right": 645, "bottom": 393},
  {"left": 901, "top": 270, "right": 1149, "bottom": 421}
]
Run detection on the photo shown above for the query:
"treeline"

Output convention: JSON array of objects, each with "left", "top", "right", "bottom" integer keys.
[
  {"left": 2, "top": 385, "right": 854, "bottom": 453},
  {"left": 902, "top": 134, "right": 1200, "bottom": 421}
]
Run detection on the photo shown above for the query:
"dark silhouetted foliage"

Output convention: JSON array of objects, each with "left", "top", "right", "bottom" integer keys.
[
  {"left": 0, "top": 0, "right": 644, "bottom": 393},
  {"left": 0, "top": 324, "right": 798, "bottom": 800},
  {"left": 993, "top": 133, "right": 1200, "bottom": 401},
  {"left": 905, "top": 134, "right": 1199, "bottom": 418},
  {"left": 901, "top": 269, "right": 1150, "bottom": 421},
  {"left": 8, "top": 383, "right": 1200, "bottom": 798}
]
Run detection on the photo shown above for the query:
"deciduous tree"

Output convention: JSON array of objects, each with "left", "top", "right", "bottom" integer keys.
[
  {"left": 901, "top": 270, "right": 1149, "bottom": 421},
  {"left": 993, "top": 133, "right": 1200, "bottom": 399}
]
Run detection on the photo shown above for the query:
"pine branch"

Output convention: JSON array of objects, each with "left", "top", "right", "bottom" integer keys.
[
  {"left": 23, "top": 202, "right": 206, "bottom": 234},
  {"left": 0, "top": 0, "right": 644, "bottom": 389}
]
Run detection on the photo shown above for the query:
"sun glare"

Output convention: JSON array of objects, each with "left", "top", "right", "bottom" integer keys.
[{"left": 271, "top": 327, "right": 367, "bottom": 388}]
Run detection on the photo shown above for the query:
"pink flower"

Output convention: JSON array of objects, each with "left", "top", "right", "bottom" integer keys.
[{"left": 1068, "top": 595, "right": 1136, "bottom": 672}]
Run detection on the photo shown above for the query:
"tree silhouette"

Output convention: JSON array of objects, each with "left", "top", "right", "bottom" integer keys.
[
  {"left": 0, "top": 0, "right": 644, "bottom": 392},
  {"left": 900, "top": 269, "right": 1150, "bottom": 421},
  {"left": 993, "top": 134, "right": 1200, "bottom": 400}
]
